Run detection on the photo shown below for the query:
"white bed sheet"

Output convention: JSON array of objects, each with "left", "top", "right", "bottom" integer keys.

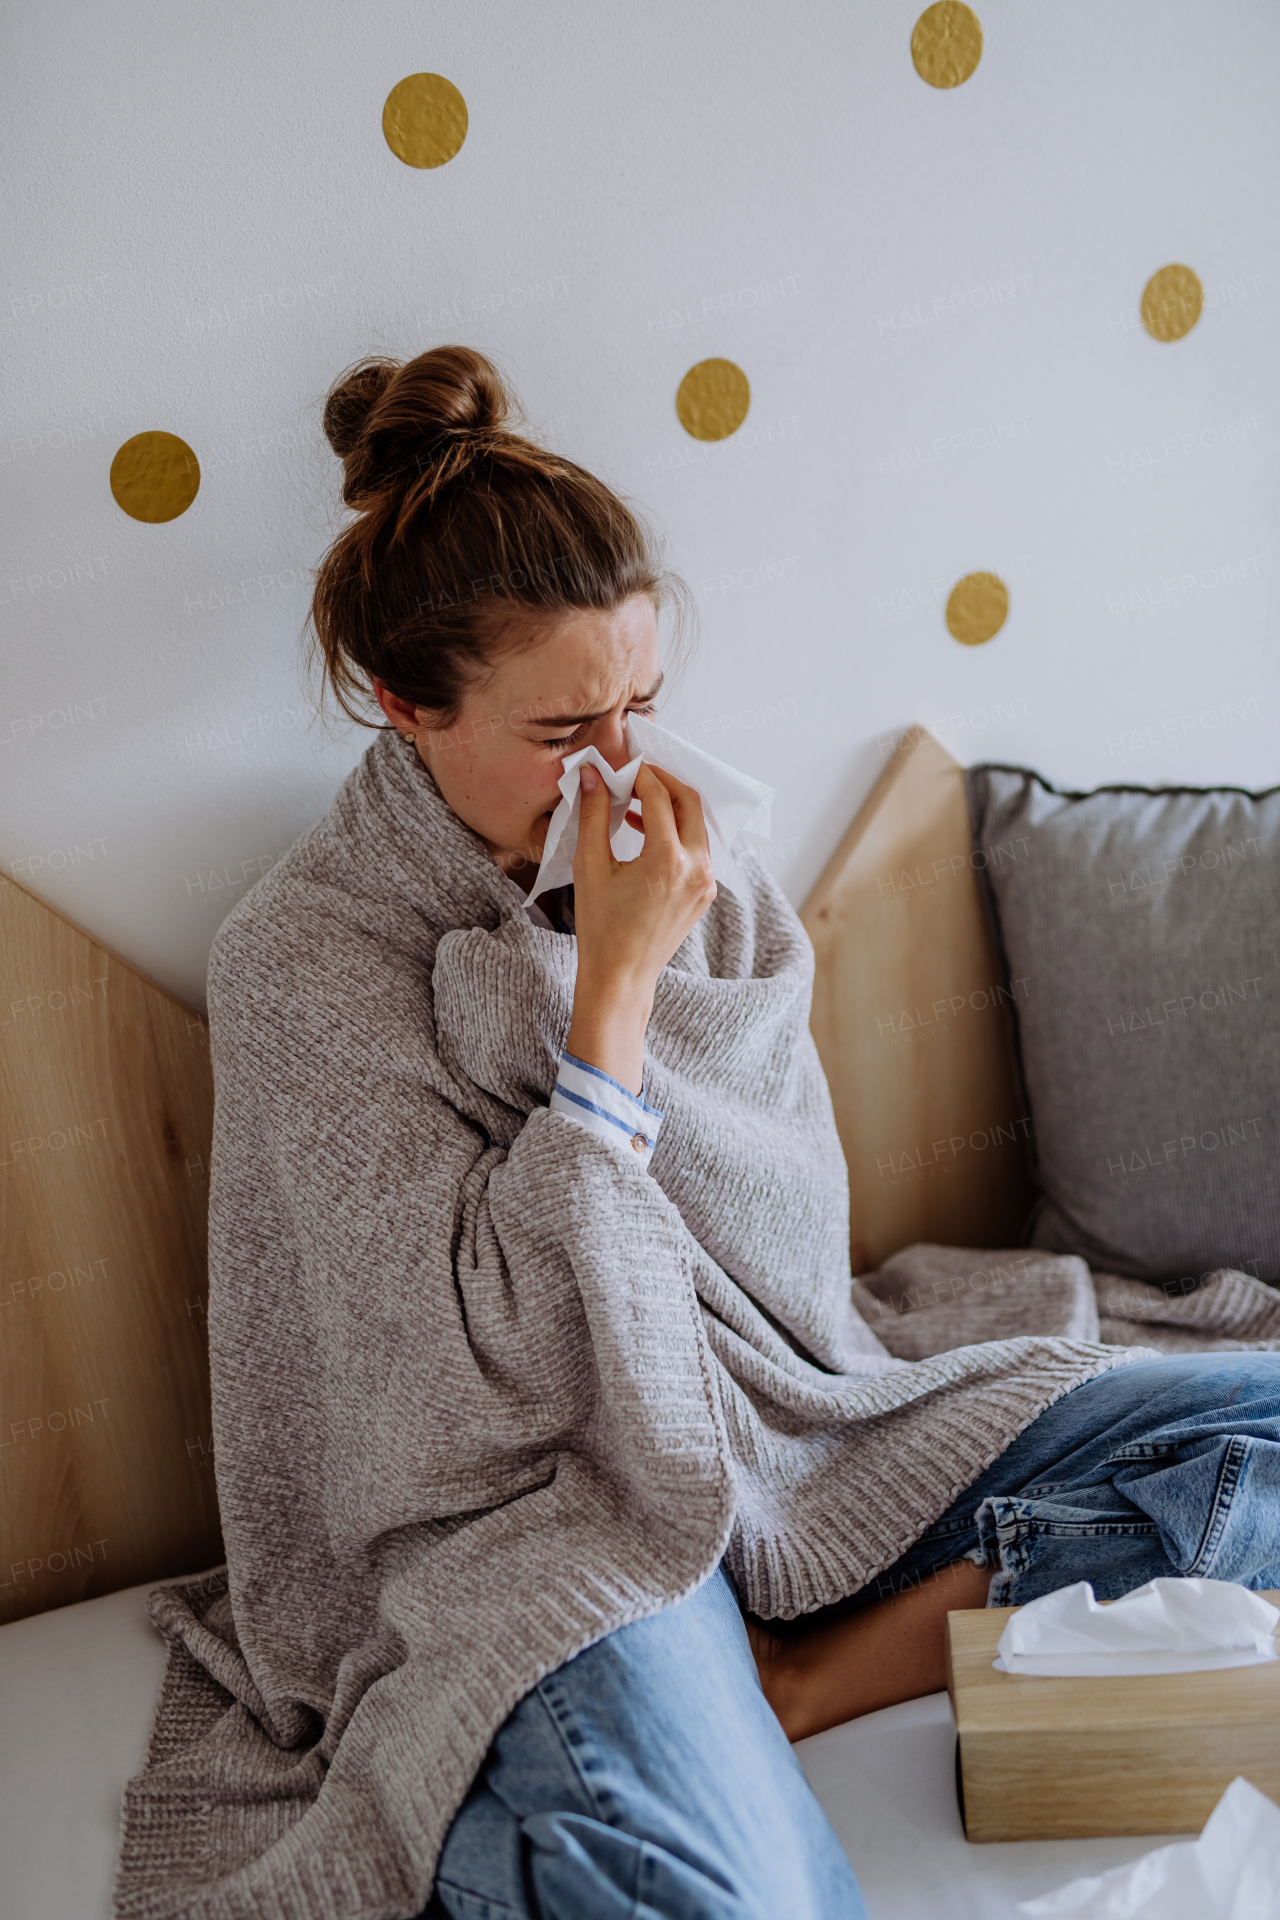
[{"left": 0, "top": 1579, "right": 1178, "bottom": 1920}]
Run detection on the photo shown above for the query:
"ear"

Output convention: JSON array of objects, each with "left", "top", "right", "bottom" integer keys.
[{"left": 373, "top": 680, "right": 425, "bottom": 733}]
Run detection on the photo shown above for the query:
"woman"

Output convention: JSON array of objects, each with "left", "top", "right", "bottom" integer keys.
[{"left": 135, "top": 346, "right": 1280, "bottom": 1920}]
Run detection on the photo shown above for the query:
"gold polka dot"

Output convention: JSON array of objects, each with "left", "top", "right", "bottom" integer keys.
[
  {"left": 382, "top": 73, "right": 468, "bottom": 169},
  {"left": 946, "top": 572, "right": 1008, "bottom": 646},
  {"left": 1140, "top": 264, "right": 1203, "bottom": 343},
  {"left": 110, "top": 432, "right": 200, "bottom": 523},
  {"left": 676, "top": 360, "right": 751, "bottom": 442},
  {"left": 911, "top": 2, "right": 983, "bottom": 88}
]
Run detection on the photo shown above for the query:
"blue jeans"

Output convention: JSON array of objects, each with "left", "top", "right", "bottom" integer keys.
[
  {"left": 431, "top": 1355, "right": 1280, "bottom": 1917},
  {"left": 430, "top": 1560, "right": 864, "bottom": 1920},
  {"left": 861, "top": 1353, "right": 1280, "bottom": 1609}
]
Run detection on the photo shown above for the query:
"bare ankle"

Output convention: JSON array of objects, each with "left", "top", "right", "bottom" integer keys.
[
  {"left": 744, "top": 1560, "right": 993, "bottom": 1744},
  {"left": 744, "top": 1617, "right": 809, "bottom": 1739}
]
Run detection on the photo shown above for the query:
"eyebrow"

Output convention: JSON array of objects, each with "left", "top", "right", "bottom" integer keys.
[{"left": 523, "top": 675, "right": 664, "bottom": 729}]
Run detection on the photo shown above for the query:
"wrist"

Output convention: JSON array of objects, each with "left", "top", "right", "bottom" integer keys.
[
  {"left": 566, "top": 983, "right": 652, "bottom": 1096},
  {"left": 572, "top": 965, "right": 655, "bottom": 1027}
]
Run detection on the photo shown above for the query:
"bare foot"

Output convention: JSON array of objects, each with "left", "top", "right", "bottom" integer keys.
[{"left": 746, "top": 1558, "right": 993, "bottom": 1741}]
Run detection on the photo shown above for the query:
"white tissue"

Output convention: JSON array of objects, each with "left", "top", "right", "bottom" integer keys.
[
  {"left": 994, "top": 1578, "right": 1280, "bottom": 1677},
  {"left": 1017, "top": 1776, "right": 1280, "bottom": 1918},
  {"left": 526, "top": 711, "right": 774, "bottom": 906}
]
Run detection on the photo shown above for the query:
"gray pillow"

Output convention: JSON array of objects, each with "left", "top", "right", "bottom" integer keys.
[{"left": 964, "top": 765, "right": 1280, "bottom": 1286}]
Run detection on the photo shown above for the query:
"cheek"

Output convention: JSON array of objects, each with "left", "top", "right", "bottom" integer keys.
[
  {"left": 506, "top": 764, "right": 561, "bottom": 820},
  {"left": 447, "top": 740, "right": 563, "bottom": 829}
]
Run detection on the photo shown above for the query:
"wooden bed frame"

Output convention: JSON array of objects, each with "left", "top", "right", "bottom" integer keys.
[{"left": 0, "top": 725, "right": 1031, "bottom": 1624}]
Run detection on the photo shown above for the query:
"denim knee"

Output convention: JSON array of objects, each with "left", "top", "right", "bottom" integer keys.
[{"left": 434, "top": 1566, "right": 865, "bottom": 1920}]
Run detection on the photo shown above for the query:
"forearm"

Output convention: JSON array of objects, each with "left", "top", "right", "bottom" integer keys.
[{"left": 565, "top": 970, "right": 654, "bottom": 1095}]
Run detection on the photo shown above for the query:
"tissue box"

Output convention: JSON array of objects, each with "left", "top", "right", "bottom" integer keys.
[{"left": 945, "top": 1592, "right": 1280, "bottom": 1842}]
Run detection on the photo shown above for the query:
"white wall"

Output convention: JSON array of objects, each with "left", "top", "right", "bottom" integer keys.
[{"left": 4, "top": 0, "right": 1277, "bottom": 1011}]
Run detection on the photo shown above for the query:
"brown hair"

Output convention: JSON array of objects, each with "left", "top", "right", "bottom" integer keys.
[{"left": 309, "top": 345, "right": 687, "bottom": 728}]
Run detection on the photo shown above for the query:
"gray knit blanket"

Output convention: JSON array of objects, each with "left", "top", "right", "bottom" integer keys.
[{"left": 113, "top": 729, "right": 1280, "bottom": 1919}]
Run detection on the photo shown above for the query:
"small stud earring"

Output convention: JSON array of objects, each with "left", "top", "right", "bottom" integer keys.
[{"left": 404, "top": 732, "right": 416, "bottom": 745}]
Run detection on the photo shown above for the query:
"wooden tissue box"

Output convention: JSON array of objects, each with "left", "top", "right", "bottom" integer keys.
[{"left": 945, "top": 1592, "right": 1280, "bottom": 1842}]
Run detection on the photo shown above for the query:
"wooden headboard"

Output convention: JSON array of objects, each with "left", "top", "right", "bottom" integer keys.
[
  {"left": 0, "top": 875, "right": 221, "bottom": 1626},
  {"left": 0, "top": 722, "right": 1031, "bottom": 1623},
  {"left": 801, "top": 726, "right": 1033, "bottom": 1272}
]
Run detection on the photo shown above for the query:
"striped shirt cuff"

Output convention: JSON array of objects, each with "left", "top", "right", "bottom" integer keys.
[{"left": 549, "top": 1050, "right": 664, "bottom": 1170}]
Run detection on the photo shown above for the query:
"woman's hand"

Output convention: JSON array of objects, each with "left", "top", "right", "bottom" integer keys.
[{"left": 564, "top": 761, "right": 716, "bottom": 1093}]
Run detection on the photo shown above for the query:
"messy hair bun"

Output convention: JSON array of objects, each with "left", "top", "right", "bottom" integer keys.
[
  {"left": 321, "top": 360, "right": 397, "bottom": 459},
  {"left": 322, "top": 346, "right": 511, "bottom": 507},
  {"left": 309, "top": 344, "right": 683, "bottom": 727}
]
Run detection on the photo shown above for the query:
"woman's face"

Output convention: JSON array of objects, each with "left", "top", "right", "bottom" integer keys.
[{"left": 376, "top": 592, "right": 662, "bottom": 885}]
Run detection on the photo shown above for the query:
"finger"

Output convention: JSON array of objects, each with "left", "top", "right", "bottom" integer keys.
[
  {"left": 573, "top": 763, "right": 616, "bottom": 874},
  {"left": 638, "top": 762, "right": 710, "bottom": 858},
  {"left": 629, "top": 761, "right": 679, "bottom": 854}
]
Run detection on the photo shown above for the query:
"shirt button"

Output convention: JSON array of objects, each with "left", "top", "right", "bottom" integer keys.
[{"left": 631, "top": 1132, "right": 648, "bottom": 1152}]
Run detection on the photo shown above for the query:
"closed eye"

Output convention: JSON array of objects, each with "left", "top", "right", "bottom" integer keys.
[{"left": 539, "top": 703, "right": 657, "bottom": 751}]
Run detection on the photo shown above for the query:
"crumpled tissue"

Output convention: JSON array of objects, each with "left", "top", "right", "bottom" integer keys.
[
  {"left": 1017, "top": 1776, "right": 1280, "bottom": 1918},
  {"left": 994, "top": 1578, "right": 1280, "bottom": 1677},
  {"left": 527, "top": 711, "right": 774, "bottom": 906}
]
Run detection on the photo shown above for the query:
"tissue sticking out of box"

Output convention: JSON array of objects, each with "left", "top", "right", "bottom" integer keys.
[
  {"left": 527, "top": 711, "right": 774, "bottom": 907},
  {"left": 995, "top": 1578, "right": 1280, "bottom": 1677},
  {"left": 1017, "top": 1775, "right": 1280, "bottom": 1919}
]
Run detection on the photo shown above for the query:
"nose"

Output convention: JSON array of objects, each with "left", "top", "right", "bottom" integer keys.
[{"left": 590, "top": 708, "right": 632, "bottom": 772}]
